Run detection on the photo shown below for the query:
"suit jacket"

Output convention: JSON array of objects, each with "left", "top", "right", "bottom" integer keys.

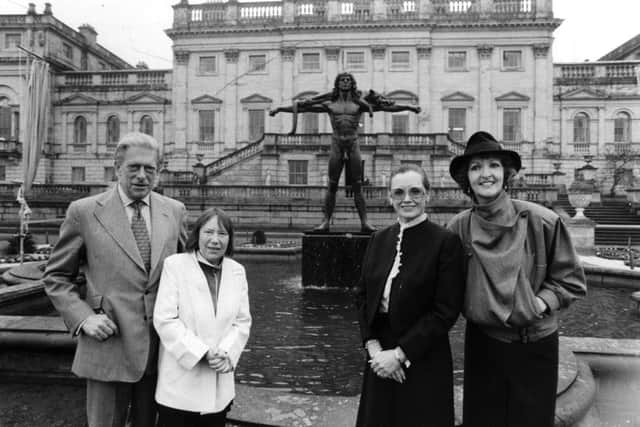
[
  {"left": 43, "top": 187, "right": 188, "bottom": 382},
  {"left": 356, "top": 220, "right": 466, "bottom": 363},
  {"left": 153, "top": 253, "right": 251, "bottom": 413}
]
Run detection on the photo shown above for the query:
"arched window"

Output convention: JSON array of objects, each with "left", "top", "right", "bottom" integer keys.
[
  {"left": 74, "top": 116, "right": 87, "bottom": 144},
  {"left": 573, "top": 112, "right": 590, "bottom": 143},
  {"left": 140, "top": 115, "right": 153, "bottom": 136},
  {"left": 614, "top": 111, "right": 631, "bottom": 143},
  {"left": 106, "top": 115, "right": 120, "bottom": 144},
  {"left": 0, "top": 97, "right": 10, "bottom": 140}
]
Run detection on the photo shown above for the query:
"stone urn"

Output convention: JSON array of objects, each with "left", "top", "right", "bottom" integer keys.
[{"left": 567, "top": 181, "right": 594, "bottom": 220}]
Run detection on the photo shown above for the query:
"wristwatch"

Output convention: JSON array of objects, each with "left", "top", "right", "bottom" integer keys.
[{"left": 394, "top": 347, "right": 411, "bottom": 368}]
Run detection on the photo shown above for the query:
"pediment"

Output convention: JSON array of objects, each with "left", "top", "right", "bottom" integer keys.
[
  {"left": 385, "top": 90, "right": 418, "bottom": 103},
  {"left": 240, "top": 93, "right": 273, "bottom": 103},
  {"left": 125, "top": 93, "right": 170, "bottom": 104},
  {"left": 59, "top": 94, "right": 98, "bottom": 105},
  {"left": 441, "top": 91, "right": 474, "bottom": 102},
  {"left": 559, "top": 88, "right": 607, "bottom": 100},
  {"left": 191, "top": 94, "right": 223, "bottom": 104},
  {"left": 495, "top": 91, "right": 530, "bottom": 101}
]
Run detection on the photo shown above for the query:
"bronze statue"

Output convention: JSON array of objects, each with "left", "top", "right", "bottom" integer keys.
[{"left": 270, "top": 73, "right": 421, "bottom": 232}]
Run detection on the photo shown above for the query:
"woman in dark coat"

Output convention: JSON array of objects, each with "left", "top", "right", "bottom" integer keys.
[
  {"left": 356, "top": 163, "right": 466, "bottom": 427},
  {"left": 448, "top": 131, "right": 587, "bottom": 427}
]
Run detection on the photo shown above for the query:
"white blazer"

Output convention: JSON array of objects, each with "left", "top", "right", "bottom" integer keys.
[{"left": 153, "top": 252, "right": 251, "bottom": 413}]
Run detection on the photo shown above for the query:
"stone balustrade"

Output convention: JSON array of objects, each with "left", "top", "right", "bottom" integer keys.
[
  {"left": 173, "top": 0, "right": 547, "bottom": 29},
  {"left": 57, "top": 70, "right": 172, "bottom": 88},
  {"left": 555, "top": 61, "right": 640, "bottom": 84},
  {"left": 603, "top": 142, "right": 640, "bottom": 156},
  {"left": 0, "top": 140, "right": 22, "bottom": 156}
]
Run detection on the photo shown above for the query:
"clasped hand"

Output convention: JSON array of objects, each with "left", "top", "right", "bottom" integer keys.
[
  {"left": 206, "top": 349, "right": 233, "bottom": 373},
  {"left": 81, "top": 314, "right": 118, "bottom": 341},
  {"left": 370, "top": 350, "right": 405, "bottom": 384}
]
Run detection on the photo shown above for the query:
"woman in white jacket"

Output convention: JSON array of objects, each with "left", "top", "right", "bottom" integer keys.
[{"left": 153, "top": 207, "right": 251, "bottom": 427}]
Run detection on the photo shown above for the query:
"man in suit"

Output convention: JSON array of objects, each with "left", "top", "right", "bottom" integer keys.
[{"left": 43, "top": 132, "right": 188, "bottom": 427}]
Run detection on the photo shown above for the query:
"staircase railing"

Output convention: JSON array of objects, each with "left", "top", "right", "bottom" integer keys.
[{"left": 204, "top": 134, "right": 265, "bottom": 178}]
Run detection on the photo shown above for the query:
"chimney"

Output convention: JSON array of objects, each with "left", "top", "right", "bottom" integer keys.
[
  {"left": 43, "top": 3, "right": 52, "bottom": 15},
  {"left": 78, "top": 24, "right": 97, "bottom": 45},
  {"left": 27, "top": 3, "right": 36, "bottom": 15}
]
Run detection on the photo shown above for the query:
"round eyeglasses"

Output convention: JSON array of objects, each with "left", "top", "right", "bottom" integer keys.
[{"left": 390, "top": 186, "right": 426, "bottom": 201}]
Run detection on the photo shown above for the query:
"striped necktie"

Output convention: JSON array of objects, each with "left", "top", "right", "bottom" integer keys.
[{"left": 131, "top": 200, "right": 151, "bottom": 273}]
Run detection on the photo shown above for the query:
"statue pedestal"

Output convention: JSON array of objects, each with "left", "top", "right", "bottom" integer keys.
[
  {"left": 302, "top": 232, "right": 372, "bottom": 287},
  {"left": 566, "top": 217, "right": 596, "bottom": 254}
]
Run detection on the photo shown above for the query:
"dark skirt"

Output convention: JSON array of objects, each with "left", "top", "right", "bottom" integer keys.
[
  {"left": 463, "top": 322, "right": 559, "bottom": 427},
  {"left": 356, "top": 314, "right": 455, "bottom": 427}
]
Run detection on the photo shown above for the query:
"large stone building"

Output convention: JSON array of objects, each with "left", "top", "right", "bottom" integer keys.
[{"left": 0, "top": 0, "right": 639, "bottom": 196}]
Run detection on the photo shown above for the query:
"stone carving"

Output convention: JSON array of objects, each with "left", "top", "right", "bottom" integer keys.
[
  {"left": 534, "top": 44, "right": 551, "bottom": 58},
  {"left": 477, "top": 44, "right": 494, "bottom": 59},
  {"left": 270, "top": 73, "right": 420, "bottom": 232},
  {"left": 174, "top": 50, "right": 190, "bottom": 64},
  {"left": 224, "top": 49, "right": 240, "bottom": 63}
]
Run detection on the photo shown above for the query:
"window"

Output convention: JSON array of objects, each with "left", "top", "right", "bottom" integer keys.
[
  {"left": 199, "top": 110, "right": 215, "bottom": 141},
  {"left": 503, "top": 108, "right": 521, "bottom": 142},
  {"left": 104, "top": 166, "right": 116, "bottom": 182},
  {"left": 199, "top": 56, "right": 217, "bottom": 74},
  {"left": 401, "top": 160, "right": 422, "bottom": 167},
  {"left": 302, "top": 53, "right": 320, "bottom": 71},
  {"left": 448, "top": 108, "right": 466, "bottom": 142},
  {"left": 288, "top": 160, "right": 308, "bottom": 185},
  {"left": 249, "top": 55, "right": 266, "bottom": 72},
  {"left": 74, "top": 116, "right": 87, "bottom": 144},
  {"left": 72, "top": 167, "right": 86, "bottom": 183},
  {"left": 301, "top": 113, "right": 318, "bottom": 133},
  {"left": 392, "top": 115, "right": 409, "bottom": 133},
  {"left": 140, "top": 115, "right": 154, "bottom": 136},
  {"left": 447, "top": 51, "right": 467, "bottom": 71},
  {"left": 0, "top": 165, "right": 5, "bottom": 181},
  {"left": 63, "top": 43, "right": 73, "bottom": 60},
  {"left": 614, "top": 112, "right": 631, "bottom": 142},
  {"left": 503, "top": 50, "right": 522, "bottom": 70},
  {"left": 106, "top": 115, "right": 120, "bottom": 145},
  {"left": 573, "top": 112, "right": 590, "bottom": 143},
  {"left": 345, "top": 51, "right": 365, "bottom": 70},
  {"left": 248, "top": 109, "right": 265, "bottom": 140},
  {"left": 391, "top": 51, "right": 410, "bottom": 69},
  {"left": 0, "top": 106, "right": 10, "bottom": 140},
  {"left": 5, "top": 33, "right": 21, "bottom": 49}
]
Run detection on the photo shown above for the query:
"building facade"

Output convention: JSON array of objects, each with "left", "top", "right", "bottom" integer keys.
[{"left": 0, "top": 0, "right": 639, "bottom": 195}]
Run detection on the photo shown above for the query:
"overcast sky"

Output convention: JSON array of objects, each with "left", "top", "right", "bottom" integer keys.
[{"left": 2, "top": 0, "right": 639, "bottom": 68}]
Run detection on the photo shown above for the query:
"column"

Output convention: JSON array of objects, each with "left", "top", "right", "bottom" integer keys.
[
  {"left": 598, "top": 106, "right": 606, "bottom": 156},
  {"left": 477, "top": 45, "right": 493, "bottom": 132},
  {"left": 325, "top": 47, "right": 340, "bottom": 133},
  {"left": 224, "top": 49, "right": 239, "bottom": 150},
  {"left": 417, "top": 45, "right": 431, "bottom": 132},
  {"left": 533, "top": 43, "right": 551, "bottom": 151},
  {"left": 172, "top": 50, "right": 190, "bottom": 152},
  {"left": 61, "top": 112, "right": 68, "bottom": 152},
  {"left": 371, "top": 45, "right": 386, "bottom": 133},
  {"left": 280, "top": 46, "right": 296, "bottom": 134}
]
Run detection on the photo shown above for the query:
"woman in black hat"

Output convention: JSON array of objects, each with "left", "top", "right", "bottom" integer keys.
[{"left": 447, "top": 131, "right": 586, "bottom": 427}]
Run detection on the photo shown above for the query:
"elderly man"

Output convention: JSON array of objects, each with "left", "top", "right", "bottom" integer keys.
[{"left": 43, "top": 132, "right": 188, "bottom": 427}]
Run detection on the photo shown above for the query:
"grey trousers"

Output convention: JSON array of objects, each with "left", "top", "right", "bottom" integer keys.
[{"left": 86, "top": 375, "right": 156, "bottom": 427}]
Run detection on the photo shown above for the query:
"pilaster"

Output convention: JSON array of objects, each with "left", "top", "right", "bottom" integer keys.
[
  {"left": 224, "top": 49, "right": 240, "bottom": 149},
  {"left": 533, "top": 43, "right": 551, "bottom": 150},
  {"left": 280, "top": 46, "right": 296, "bottom": 133},
  {"left": 477, "top": 45, "right": 493, "bottom": 132},
  {"left": 417, "top": 44, "right": 431, "bottom": 132},
  {"left": 371, "top": 45, "right": 386, "bottom": 133},
  {"left": 172, "top": 50, "right": 190, "bottom": 151}
]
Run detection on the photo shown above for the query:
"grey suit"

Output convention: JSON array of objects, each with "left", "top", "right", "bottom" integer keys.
[{"left": 43, "top": 186, "right": 188, "bottom": 425}]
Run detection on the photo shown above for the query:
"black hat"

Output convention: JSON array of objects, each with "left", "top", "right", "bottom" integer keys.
[{"left": 449, "top": 131, "right": 521, "bottom": 186}]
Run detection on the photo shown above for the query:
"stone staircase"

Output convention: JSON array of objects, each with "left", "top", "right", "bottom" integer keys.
[
  {"left": 203, "top": 135, "right": 265, "bottom": 179},
  {"left": 553, "top": 195, "right": 640, "bottom": 246}
]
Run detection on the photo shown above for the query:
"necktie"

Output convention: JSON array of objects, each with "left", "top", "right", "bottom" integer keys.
[{"left": 131, "top": 200, "right": 151, "bottom": 273}]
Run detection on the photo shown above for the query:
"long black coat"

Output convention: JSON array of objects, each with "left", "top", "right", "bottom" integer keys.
[{"left": 356, "top": 219, "right": 466, "bottom": 427}]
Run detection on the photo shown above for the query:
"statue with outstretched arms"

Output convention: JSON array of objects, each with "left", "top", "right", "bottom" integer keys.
[{"left": 270, "top": 72, "right": 421, "bottom": 232}]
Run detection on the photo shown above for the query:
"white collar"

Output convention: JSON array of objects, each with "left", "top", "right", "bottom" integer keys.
[
  {"left": 196, "top": 250, "right": 223, "bottom": 269},
  {"left": 398, "top": 213, "right": 428, "bottom": 230},
  {"left": 118, "top": 184, "right": 151, "bottom": 207}
]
